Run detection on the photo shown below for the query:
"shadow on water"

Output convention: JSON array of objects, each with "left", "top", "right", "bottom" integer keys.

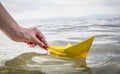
[
  {"left": 0, "top": 52, "right": 45, "bottom": 74},
  {"left": 0, "top": 52, "right": 92, "bottom": 74}
]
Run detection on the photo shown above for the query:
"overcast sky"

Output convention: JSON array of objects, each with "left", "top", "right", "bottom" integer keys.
[{"left": 1, "top": 0, "right": 120, "bottom": 19}]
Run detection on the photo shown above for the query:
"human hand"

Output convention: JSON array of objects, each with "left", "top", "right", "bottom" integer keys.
[
  {"left": 23, "top": 27, "right": 48, "bottom": 49},
  {"left": 0, "top": 3, "right": 48, "bottom": 49},
  {"left": 7, "top": 27, "right": 48, "bottom": 49}
]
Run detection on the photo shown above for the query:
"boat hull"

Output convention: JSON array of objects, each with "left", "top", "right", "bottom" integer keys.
[{"left": 47, "top": 36, "right": 94, "bottom": 58}]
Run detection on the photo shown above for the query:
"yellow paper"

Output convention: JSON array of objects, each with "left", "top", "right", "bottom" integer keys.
[{"left": 47, "top": 36, "right": 94, "bottom": 58}]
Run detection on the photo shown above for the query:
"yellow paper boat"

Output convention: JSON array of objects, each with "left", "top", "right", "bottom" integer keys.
[{"left": 47, "top": 36, "right": 94, "bottom": 58}]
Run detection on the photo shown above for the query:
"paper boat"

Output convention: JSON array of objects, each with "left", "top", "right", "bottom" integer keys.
[{"left": 47, "top": 36, "right": 94, "bottom": 58}]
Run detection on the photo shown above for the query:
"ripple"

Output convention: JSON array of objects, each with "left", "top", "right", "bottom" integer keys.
[{"left": 0, "top": 18, "right": 120, "bottom": 74}]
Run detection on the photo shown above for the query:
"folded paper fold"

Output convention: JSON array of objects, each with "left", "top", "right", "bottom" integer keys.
[{"left": 47, "top": 36, "right": 94, "bottom": 58}]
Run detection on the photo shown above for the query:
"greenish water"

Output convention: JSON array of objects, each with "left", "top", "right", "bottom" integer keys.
[{"left": 0, "top": 52, "right": 91, "bottom": 74}]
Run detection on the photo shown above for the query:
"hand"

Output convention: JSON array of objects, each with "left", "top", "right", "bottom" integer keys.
[
  {"left": 0, "top": 3, "right": 48, "bottom": 49},
  {"left": 7, "top": 27, "right": 48, "bottom": 49}
]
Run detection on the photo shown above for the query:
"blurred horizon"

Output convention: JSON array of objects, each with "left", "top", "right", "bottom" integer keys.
[{"left": 1, "top": 0, "right": 120, "bottom": 20}]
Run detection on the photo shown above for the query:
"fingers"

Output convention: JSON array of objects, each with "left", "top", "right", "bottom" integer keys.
[
  {"left": 36, "top": 29, "right": 48, "bottom": 49},
  {"left": 29, "top": 44, "right": 36, "bottom": 48},
  {"left": 38, "top": 34, "right": 48, "bottom": 48},
  {"left": 24, "top": 41, "right": 36, "bottom": 48},
  {"left": 23, "top": 27, "right": 48, "bottom": 49},
  {"left": 28, "top": 42, "right": 36, "bottom": 48},
  {"left": 33, "top": 35, "right": 46, "bottom": 49},
  {"left": 41, "top": 38, "right": 48, "bottom": 48}
]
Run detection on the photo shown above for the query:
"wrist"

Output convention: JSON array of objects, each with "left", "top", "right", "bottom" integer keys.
[{"left": 2, "top": 23, "right": 24, "bottom": 41}]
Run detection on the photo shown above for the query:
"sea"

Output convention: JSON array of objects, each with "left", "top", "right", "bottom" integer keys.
[
  {"left": 0, "top": 17, "right": 120, "bottom": 74},
  {"left": 0, "top": 1, "right": 120, "bottom": 74}
]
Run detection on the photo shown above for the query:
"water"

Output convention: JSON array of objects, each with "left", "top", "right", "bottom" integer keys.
[{"left": 0, "top": 17, "right": 120, "bottom": 74}]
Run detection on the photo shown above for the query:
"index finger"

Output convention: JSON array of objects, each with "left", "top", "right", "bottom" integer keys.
[{"left": 36, "top": 30, "right": 48, "bottom": 48}]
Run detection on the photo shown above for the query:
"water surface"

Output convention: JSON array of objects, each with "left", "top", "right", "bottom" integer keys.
[{"left": 0, "top": 17, "right": 120, "bottom": 74}]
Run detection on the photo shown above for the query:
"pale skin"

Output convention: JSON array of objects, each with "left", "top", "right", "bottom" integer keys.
[{"left": 0, "top": 3, "right": 48, "bottom": 49}]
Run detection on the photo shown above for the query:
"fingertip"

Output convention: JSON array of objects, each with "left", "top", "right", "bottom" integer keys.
[
  {"left": 29, "top": 44, "right": 36, "bottom": 48},
  {"left": 29, "top": 44, "right": 33, "bottom": 48},
  {"left": 43, "top": 45, "right": 48, "bottom": 50},
  {"left": 33, "top": 35, "right": 48, "bottom": 50},
  {"left": 37, "top": 42, "right": 45, "bottom": 49},
  {"left": 40, "top": 43, "right": 48, "bottom": 50},
  {"left": 41, "top": 39, "right": 48, "bottom": 49}
]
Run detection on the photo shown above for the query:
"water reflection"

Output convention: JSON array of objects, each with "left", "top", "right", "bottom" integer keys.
[
  {"left": 0, "top": 52, "right": 45, "bottom": 74},
  {"left": 0, "top": 52, "right": 92, "bottom": 74}
]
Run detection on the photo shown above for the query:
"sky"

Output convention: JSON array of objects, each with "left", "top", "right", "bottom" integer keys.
[{"left": 1, "top": 0, "right": 120, "bottom": 19}]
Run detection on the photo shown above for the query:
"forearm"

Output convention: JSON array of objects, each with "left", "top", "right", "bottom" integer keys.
[
  {"left": 0, "top": 3, "right": 48, "bottom": 48},
  {"left": 0, "top": 3, "right": 21, "bottom": 35}
]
